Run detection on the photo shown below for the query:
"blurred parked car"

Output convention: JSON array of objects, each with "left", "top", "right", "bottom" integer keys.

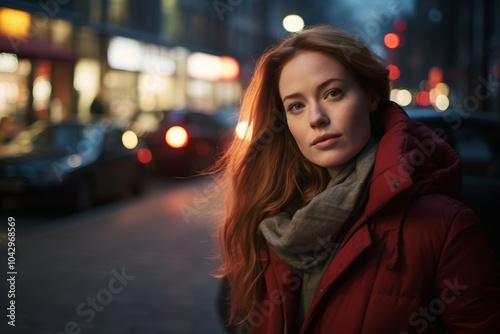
[
  {"left": 407, "top": 107, "right": 500, "bottom": 258},
  {"left": 131, "top": 108, "right": 233, "bottom": 176},
  {"left": 0, "top": 120, "right": 152, "bottom": 212}
]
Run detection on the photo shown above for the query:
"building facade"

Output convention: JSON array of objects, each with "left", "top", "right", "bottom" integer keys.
[
  {"left": 0, "top": 0, "right": 272, "bottom": 126},
  {"left": 2, "top": 0, "right": 497, "bottom": 128}
]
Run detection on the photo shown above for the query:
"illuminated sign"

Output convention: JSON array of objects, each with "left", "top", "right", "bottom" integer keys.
[
  {"left": 187, "top": 52, "right": 239, "bottom": 81},
  {"left": 0, "top": 8, "right": 31, "bottom": 38},
  {"left": 107, "top": 36, "right": 176, "bottom": 76}
]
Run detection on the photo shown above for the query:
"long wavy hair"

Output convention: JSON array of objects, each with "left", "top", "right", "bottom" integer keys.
[{"left": 215, "top": 25, "right": 390, "bottom": 324}]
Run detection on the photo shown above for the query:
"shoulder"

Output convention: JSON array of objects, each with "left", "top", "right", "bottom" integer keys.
[
  {"left": 398, "top": 193, "right": 493, "bottom": 274},
  {"left": 370, "top": 192, "right": 483, "bottom": 269},
  {"left": 397, "top": 193, "right": 481, "bottom": 249},
  {"left": 372, "top": 192, "right": 478, "bottom": 236},
  {"left": 404, "top": 193, "right": 480, "bottom": 233}
]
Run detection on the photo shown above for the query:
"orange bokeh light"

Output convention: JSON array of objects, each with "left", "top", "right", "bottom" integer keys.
[
  {"left": 0, "top": 8, "right": 31, "bottom": 38},
  {"left": 220, "top": 56, "right": 240, "bottom": 80},
  {"left": 384, "top": 33, "right": 401, "bottom": 49},
  {"left": 428, "top": 66, "right": 443, "bottom": 89}
]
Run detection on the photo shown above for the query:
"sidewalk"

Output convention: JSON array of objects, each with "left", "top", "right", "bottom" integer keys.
[{"left": 1, "top": 178, "right": 226, "bottom": 334}]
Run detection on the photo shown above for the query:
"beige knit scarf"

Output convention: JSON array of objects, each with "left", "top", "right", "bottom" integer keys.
[{"left": 259, "top": 140, "right": 378, "bottom": 320}]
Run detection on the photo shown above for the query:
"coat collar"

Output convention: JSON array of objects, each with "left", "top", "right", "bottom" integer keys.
[{"left": 364, "top": 102, "right": 462, "bottom": 219}]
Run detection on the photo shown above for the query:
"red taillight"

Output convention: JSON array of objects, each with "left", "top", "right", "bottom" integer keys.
[
  {"left": 137, "top": 148, "right": 153, "bottom": 164},
  {"left": 165, "top": 126, "right": 188, "bottom": 148}
]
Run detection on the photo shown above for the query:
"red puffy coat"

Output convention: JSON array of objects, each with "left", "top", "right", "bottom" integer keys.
[{"left": 252, "top": 103, "right": 500, "bottom": 334}]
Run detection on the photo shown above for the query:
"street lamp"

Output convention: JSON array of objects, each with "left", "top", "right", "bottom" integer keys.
[{"left": 283, "top": 14, "right": 304, "bottom": 33}]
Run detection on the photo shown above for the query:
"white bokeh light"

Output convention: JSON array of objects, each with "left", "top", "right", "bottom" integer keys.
[{"left": 283, "top": 15, "right": 304, "bottom": 32}]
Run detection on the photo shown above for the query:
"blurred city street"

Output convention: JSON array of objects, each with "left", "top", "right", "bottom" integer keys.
[
  {"left": 0, "top": 0, "right": 499, "bottom": 333},
  {"left": 0, "top": 175, "right": 226, "bottom": 334}
]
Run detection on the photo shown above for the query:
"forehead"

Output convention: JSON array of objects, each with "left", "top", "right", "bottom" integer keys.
[{"left": 279, "top": 51, "right": 352, "bottom": 96}]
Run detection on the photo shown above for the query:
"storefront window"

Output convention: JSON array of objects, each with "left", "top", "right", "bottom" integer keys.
[
  {"left": 138, "top": 73, "right": 174, "bottom": 111},
  {"left": 74, "top": 59, "right": 100, "bottom": 121},
  {"left": 104, "top": 70, "right": 136, "bottom": 126},
  {"left": 187, "top": 79, "right": 214, "bottom": 110},
  {"left": 0, "top": 54, "right": 30, "bottom": 125}
]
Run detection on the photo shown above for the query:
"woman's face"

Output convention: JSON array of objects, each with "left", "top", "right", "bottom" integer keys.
[{"left": 279, "top": 51, "right": 378, "bottom": 177}]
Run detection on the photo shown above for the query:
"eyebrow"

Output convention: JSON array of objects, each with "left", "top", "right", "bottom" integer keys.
[{"left": 281, "top": 78, "right": 346, "bottom": 103}]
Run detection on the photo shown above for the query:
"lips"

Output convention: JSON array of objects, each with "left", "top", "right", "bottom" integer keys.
[{"left": 312, "top": 133, "right": 341, "bottom": 146}]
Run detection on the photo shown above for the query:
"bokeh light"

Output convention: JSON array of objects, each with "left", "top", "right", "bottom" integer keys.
[
  {"left": 384, "top": 33, "right": 400, "bottom": 49},
  {"left": 283, "top": 15, "right": 304, "bottom": 32},
  {"left": 67, "top": 154, "right": 82, "bottom": 168},
  {"left": 122, "top": 130, "right": 139, "bottom": 149},
  {"left": 416, "top": 91, "right": 430, "bottom": 106},
  {"left": 435, "top": 82, "right": 449, "bottom": 96},
  {"left": 137, "top": 148, "right": 153, "bottom": 164},
  {"left": 388, "top": 64, "right": 400, "bottom": 81},
  {"left": 235, "top": 121, "right": 250, "bottom": 140},
  {"left": 395, "top": 89, "right": 412, "bottom": 106},
  {"left": 435, "top": 95, "right": 450, "bottom": 111},
  {"left": 33, "top": 76, "right": 52, "bottom": 101},
  {"left": 165, "top": 126, "right": 188, "bottom": 148},
  {"left": 220, "top": 56, "right": 240, "bottom": 81}
]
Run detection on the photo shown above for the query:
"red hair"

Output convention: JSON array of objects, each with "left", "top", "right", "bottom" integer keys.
[{"left": 215, "top": 25, "right": 390, "bottom": 324}]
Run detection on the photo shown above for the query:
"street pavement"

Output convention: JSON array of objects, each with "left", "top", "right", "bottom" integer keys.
[{"left": 1, "top": 176, "right": 227, "bottom": 334}]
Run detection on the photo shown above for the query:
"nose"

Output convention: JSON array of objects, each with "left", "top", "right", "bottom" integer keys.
[{"left": 309, "top": 102, "right": 330, "bottom": 128}]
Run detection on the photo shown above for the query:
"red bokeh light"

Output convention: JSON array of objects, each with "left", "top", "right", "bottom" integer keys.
[
  {"left": 416, "top": 91, "right": 430, "bottom": 106},
  {"left": 137, "top": 148, "right": 153, "bottom": 164},
  {"left": 388, "top": 64, "right": 400, "bottom": 81}
]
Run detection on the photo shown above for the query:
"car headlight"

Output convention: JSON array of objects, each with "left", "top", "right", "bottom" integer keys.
[{"left": 66, "top": 154, "right": 83, "bottom": 168}]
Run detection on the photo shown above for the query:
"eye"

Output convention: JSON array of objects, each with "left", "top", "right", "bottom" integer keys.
[
  {"left": 286, "top": 102, "right": 304, "bottom": 113},
  {"left": 325, "top": 88, "right": 342, "bottom": 99}
]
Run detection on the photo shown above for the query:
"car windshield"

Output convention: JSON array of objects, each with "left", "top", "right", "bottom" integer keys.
[{"left": 14, "top": 124, "right": 101, "bottom": 153}]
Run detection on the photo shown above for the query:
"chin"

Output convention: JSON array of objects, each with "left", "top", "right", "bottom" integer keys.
[{"left": 316, "top": 154, "right": 352, "bottom": 169}]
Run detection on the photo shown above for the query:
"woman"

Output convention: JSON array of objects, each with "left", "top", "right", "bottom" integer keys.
[{"left": 216, "top": 25, "right": 500, "bottom": 333}]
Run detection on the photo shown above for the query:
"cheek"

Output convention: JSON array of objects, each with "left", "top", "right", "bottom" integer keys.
[{"left": 285, "top": 120, "right": 306, "bottom": 147}]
